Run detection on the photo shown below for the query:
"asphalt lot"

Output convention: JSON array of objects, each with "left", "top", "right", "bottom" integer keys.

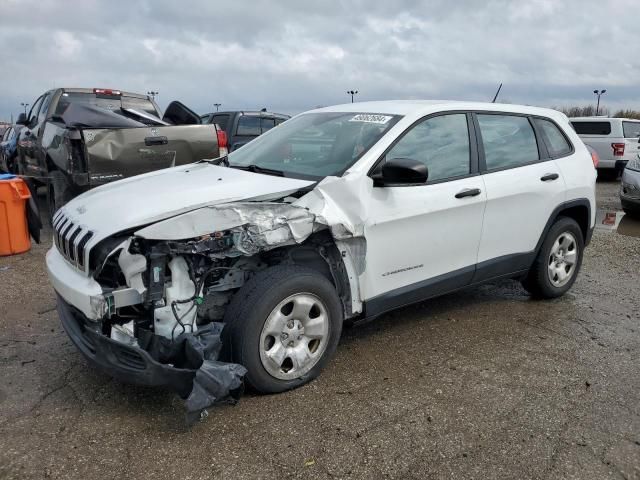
[{"left": 1, "top": 178, "right": 639, "bottom": 479}]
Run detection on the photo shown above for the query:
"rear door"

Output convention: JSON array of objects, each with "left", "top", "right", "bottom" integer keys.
[
  {"left": 82, "top": 124, "right": 219, "bottom": 185},
  {"left": 473, "top": 113, "right": 567, "bottom": 281}
]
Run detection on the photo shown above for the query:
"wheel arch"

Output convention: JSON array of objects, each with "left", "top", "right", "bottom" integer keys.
[
  {"left": 535, "top": 199, "right": 592, "bottom": 257},
  {"left": 270, "top": 230, "right": 358, "bottom": 319}
]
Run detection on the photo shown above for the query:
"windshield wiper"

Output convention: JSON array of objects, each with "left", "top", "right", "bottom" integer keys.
[
  {"left": 229, "top": 164, "right": 285, "bottom": 177},
  {"left": 199, "top": 155, "right": 229, "bottom": 166}
]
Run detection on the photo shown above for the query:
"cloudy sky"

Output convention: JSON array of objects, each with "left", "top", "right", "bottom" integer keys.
[{"left": 0, "top": 0, "right": 638, "bottom": 121}]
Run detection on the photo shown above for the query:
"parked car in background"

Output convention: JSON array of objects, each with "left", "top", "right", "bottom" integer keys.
[
  {"left": 0, "top": 124, "right": 23, "bottom": 173},
  {"left": 16, "top": 88, "right": 227, "bottom": 217},
  {"left": 47, "top": 101, "right": 596, "bottom": 407},
  {"left": 570, "top": 117, "right": 640, "bottom": 173},
  {"left": 201, "top": 110, "right": 289, "bottom": 152},
  {"left": 621, "top": 154, "right": 640, "bottom": 217}
]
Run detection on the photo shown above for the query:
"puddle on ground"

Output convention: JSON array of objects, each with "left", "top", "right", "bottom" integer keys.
[{"left": 595, "top": 210, "right": 640, "bottom": 238}]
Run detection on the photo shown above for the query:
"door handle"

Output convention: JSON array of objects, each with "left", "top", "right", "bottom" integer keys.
[
  {"left": 455, "top": 188, "right": 481, "bottom": 199},
  {"left": 540, "top": 173, "right": 559, "bottom": 181},
  {"left": 144, "top": 136, "right": 168, "bottom": 146}
]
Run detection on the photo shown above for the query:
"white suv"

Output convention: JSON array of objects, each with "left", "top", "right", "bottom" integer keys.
[
  {"left": 46, "top": 101, "right": 596, "bottom": 406},
  {"left": 570, "top": 117, "right": 640, "bottom": 171}
]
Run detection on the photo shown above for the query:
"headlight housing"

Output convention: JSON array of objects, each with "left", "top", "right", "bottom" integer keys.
[{"left": 627, "top": 155, "right": 640, "bottom": 172}]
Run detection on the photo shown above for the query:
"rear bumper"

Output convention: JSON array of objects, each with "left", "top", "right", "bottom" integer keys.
[
  {"left": 597, "top": 159, "right": 628, "bottom": 170},
  {"left": 57, "top": 294, "right": 196, "bottom": 396}
]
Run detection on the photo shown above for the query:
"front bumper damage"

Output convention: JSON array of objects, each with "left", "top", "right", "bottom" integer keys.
[
  {"left": 56, "top": 294, "right": 246, "bottom": 423},
  {"left": 48, "top": 173, "right": 369, "bottom": 422}
]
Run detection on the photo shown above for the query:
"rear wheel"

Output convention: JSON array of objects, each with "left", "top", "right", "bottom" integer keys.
[
  {"left": 223, "top": 265, "right": 343, "bottom": 393},
  {"left": 522, "top": 217, "right": 584, "bottom": 299}
]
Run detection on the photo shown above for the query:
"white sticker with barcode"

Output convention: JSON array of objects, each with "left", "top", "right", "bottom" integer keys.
[{"left": 349, "top": 114, "right": 392, "bottom": 124}]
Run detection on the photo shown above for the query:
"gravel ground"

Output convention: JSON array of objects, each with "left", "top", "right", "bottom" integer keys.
[{"left": 0, "top": 179, "right": 639, "bottom": 479}]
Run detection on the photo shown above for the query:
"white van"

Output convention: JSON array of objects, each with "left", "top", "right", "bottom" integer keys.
[{"left": 570, "top": 117, "right": 640, "bottom": 170}]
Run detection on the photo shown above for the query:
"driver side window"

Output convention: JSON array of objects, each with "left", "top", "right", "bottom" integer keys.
[
  {"left": 27, "top": 95, "right": 45, "bottom": 127},
  {"left": 386, "top": 114, "right": 471, "bottom": 182}
]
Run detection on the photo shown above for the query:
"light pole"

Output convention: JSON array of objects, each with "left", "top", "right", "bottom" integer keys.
[
  {"left": 213, "top": 103, "right": 222, "bottom": 112},
  {"left": 20, "top": 102, "right": 29, "bottom": 115},
  {"left": 347, "top": 90, "right": 358, "bottom": 103},
  {"left": 593, "top": 89, "right": 606, "bottom": 116},
  {"left": 147, "top": 91, "right": 159, "bottom": 100}
]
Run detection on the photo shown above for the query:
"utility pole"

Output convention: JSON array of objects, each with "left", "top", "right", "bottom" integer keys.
[
  {"left": 347, "top": 90, "right": 358, "bottom": 103},
  {"left": 147, "top": 91, "right": 159, "bottom": 100},
  {"left": 213, "top": 103, "right": 222, "bottom": 112},
  {"left": 593, "top": 89, "right": 606, "bottom": 116}
]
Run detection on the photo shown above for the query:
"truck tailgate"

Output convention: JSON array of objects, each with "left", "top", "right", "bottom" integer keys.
[{"left": 82, "top": 124, "right": 219, "bottom": 185}]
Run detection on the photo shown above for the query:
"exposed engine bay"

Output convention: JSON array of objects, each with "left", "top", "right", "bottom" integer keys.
[{"left": 49, "top": 173, "right": 368, "bottom": 422}]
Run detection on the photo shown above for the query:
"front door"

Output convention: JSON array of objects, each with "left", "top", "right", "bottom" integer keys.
[{"left": 362, "top": 112, "right": 487, "bottom": 314}]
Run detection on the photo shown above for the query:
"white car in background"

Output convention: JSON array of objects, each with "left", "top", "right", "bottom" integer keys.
[
  {"left": 46, "top": 100, "right": 597, "bottom": 412},
  {"left": 570, "top": 117, "right": 640, "bottom": 172}
]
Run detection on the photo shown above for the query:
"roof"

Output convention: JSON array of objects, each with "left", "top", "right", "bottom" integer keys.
[
  {"left": 570, "top": 117, "right": 640, "bottom": 122},
  {"left": 203, "top": 110, "right": 290, "bottom": 118},
  {"left": 59, "top": 88, "right": 150, "bottom": 99},
  {"left": 310, "top": 100, "right": 568, "bottom": 121}
]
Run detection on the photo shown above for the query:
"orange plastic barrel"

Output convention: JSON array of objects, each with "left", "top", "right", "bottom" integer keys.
[{"left": 0, "top": 175, "right": 31, "bottom": 256}]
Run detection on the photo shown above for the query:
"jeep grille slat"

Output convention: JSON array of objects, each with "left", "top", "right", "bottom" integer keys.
[{"left": 53, "top": 213, "right": 93, "bottom": 274}]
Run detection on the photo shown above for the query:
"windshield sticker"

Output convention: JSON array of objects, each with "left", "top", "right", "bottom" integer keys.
[{"left": 349, "top": 114, "right": 393, "bottom": 124}]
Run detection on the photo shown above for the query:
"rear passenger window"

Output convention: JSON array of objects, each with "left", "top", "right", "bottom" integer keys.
[
  {"left": 386, "top": 113, "right": 470, "bottom": 182},
  {"left": 536, "top": 118, "right": 572, "bottom": 157},
  {"left": 236, "top": 116, "right": 261, "bottom": 136},
  {"left": 571, "top": 121, "right": 611, "bottom": 135},
  {"left": 477, "top": 114, "right": 539, "bottom": 170}
]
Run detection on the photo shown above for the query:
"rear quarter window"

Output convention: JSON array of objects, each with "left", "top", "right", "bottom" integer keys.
[
  {"left": 571, "top": 121, "right": 612, "bottom": 135},
  {"left": 535, "top": 118, "right": 573, "bottom": 157}
]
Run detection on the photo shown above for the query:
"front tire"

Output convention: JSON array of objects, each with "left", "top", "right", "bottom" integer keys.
[
  {"left": 522, "top": 217, "right": 584, "bottom": 299},
  {"left": 223, "top": 265, "right": 343, "bottom": 393}
]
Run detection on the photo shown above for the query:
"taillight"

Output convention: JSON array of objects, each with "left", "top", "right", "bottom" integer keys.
[
  {"left": 590, "top": 149, "right": 599, "bottom": 168},
  {"left": 216, "top": 128, "right": 228, "bottom": 156},
  {"left": 93, "top": 88, "right": 121, "bottom": 96},
  {"left": 612, "top": 143, "right": 625, "bottom": 156}
]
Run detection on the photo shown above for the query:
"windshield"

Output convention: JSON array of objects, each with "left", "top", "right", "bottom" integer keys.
[{"left": 228, "top": 112, "right": 401, "bottom": 179}]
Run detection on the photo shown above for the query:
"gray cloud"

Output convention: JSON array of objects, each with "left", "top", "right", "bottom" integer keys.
[{"left": 1, "top": 0, "right": 639, "bottom": 121}]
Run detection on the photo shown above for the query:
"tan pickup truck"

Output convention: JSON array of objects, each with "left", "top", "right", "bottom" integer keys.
[{"left": 16, "top": 88, "right": 227, "bottom": 217}]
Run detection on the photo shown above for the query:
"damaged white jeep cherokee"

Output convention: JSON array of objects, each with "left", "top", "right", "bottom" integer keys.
[{"left": 47, "top": 101, "right": 596, "bottom": 411}]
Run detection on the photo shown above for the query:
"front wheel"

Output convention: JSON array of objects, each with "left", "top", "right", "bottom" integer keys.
[
  {"left": 522, "top": 217, "right": 584, "bottom": 299},
  {"left": 223, "top": 265, "right": 343, "bottom": 393}
]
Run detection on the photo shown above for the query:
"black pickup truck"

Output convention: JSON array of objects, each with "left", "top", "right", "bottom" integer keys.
[
  {"left": 16, "top": 88, "right": 225, "bottom": 216},
  {"left": 201, "top": 110, "right": 289, "bottom": 152}
]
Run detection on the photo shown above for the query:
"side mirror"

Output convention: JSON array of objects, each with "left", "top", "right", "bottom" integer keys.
[
  {"left": 372, "top": 157, "right": 428, "bottom": 187},
  {"left": 16, "top": 113, "right": 27, "bottom": 125}
]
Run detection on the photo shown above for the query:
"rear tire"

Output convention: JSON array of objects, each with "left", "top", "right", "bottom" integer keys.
[
  {"left": 623, "top": 208, "right": 640, "bottom": 219},
  {"left": 522, "top": 217, "right": 584, "bottom": 299},
  {"left": 223, "top": 265, "right": 343, "bottom": 393},
  {"left": 47, "top": 170, "right": 73, "bottom": 221}
]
